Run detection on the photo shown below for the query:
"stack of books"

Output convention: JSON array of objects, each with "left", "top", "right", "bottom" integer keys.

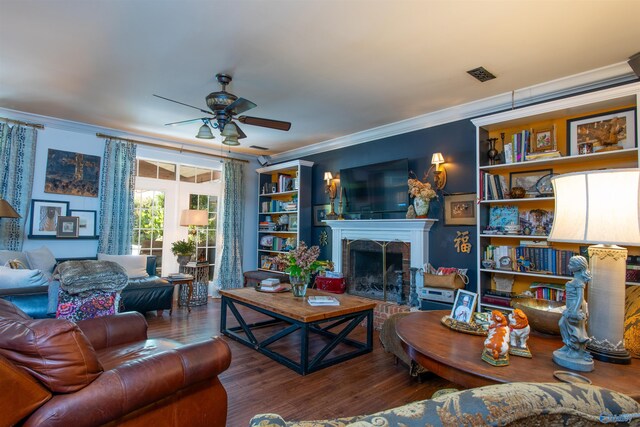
[
  {"left": 258, "top": 278, "right": 284, "bottom": 292},
  {"left": 307, "top": 296, "right": 340, "bottom": 306}
]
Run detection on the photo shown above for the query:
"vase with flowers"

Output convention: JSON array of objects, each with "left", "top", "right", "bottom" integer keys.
[
  {"left": 408, "top": 177, "right": 437, "bottom": 218},
  {"left": 276, "top": 241, "right": 324, "bottom": 297}
]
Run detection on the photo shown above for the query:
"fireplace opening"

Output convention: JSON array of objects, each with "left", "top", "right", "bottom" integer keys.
[{"left": 342, "top": 239, "right": 410, "bottom": 302}]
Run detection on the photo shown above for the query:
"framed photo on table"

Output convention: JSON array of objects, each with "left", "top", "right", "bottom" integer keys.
[
  {"left": 567, "top": 108, "right": 636, "bottom": 155},
  {"left": 70, "top": 209, "right": 97, "bottom": 237},
  {"left": 450, "top": 290, "right": 478, "bottom": 323},
  {"left": 29, "top": 199, "right": 69, "bottom": 237},
  {"left": 444, "top": 193, "right": 476, "bottom": 226},
  {"left": 56, "top": 216, "right": 79, "bottom": 238}
]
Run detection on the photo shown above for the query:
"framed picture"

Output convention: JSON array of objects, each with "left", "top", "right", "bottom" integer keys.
[
  {"left": 45, "top": 149, "right": 101, "bottom": 197},
  {"left": 70, "top": 209, "right": 97, "bottom": 237},
  {"left": 288, "top": 213, "right": 298, "bottom": 231},
  {"left": 450, "top": 289, "right": 477, "bottom": 323},
  {"left": 313, "top": 204, "right": 331, "bottom": 226},
  {"left": 56, "top": 216, "right": 79, "bottom": 238},
  {"left": 443, "top": 193, "right": 476, "bottom": 226},
  {"left": 531, "top": 127, "right": 556, "bottom": 153},
  {"left": 567, "top": 108, "right": 637, "bottom": 155},
  {"left": 509, "top": 169, "right": 552, "bottom": 196},
  {"left": 29, "top": 199, "right": 69, "bottom": 237}
]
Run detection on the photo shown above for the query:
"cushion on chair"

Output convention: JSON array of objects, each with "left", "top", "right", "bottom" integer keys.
[
  {"left": 0, "top": 266, "right": 49, "bottom": 289},
  {"left": 97, "top": 253, "right": 149, "bottom": 279},
  {"left": 25, "top": 246, "right": 57, "bottom": 279},
  {"left": 0, "top": 298, "right": 103, "bottom": 392}
]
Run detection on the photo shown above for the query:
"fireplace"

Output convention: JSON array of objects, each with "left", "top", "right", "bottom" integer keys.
[{"left": 343, "top": 239, "right": 410, "bottom": 302}]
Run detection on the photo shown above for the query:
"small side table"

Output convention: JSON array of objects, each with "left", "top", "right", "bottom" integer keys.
[
  {"left": 164, "top": 274, "right": 195, "bottom": 313},
  {"left": 179, "top": 264, "right": 209, "bottom": 307}
]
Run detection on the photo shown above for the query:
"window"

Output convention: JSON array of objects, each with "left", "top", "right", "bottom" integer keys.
[
  {"left": 189, "top": 193, "right": 217, "bottom": 280},
  {"left": 137, "top": 159, "right": 176, "bottom": 181},
  {"left": 132, "top": 190, "right": 165, "bottom": 275},
  {"left": 181, "top": 166, "right": 221, "bottom": 183}
]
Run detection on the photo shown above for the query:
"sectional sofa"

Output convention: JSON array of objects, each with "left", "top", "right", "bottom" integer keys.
[{"left": 0, "top": 247, "right": 174, "bottom": 317}]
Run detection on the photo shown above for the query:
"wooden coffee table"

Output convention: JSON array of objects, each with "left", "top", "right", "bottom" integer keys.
[
  {"left": 220, "top": 287, "right": 376, "bottom": 375},
  {"left": 396, "top": 310, "right": 640, "bottom": 401}
]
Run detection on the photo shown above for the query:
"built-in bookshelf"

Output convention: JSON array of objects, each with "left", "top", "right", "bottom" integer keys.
[
  {"left": 472, "top": 82, "right": 640, "bottom": 313},
  {"left": 256, "top": 160, "right": 313, "bottom": 274}
]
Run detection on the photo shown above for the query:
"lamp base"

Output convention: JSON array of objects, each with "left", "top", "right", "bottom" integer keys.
[{"left": 587, "top": 342, "right": 632, "bottom": 365}]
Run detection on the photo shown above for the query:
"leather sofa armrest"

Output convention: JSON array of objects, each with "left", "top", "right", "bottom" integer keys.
[
  {"left": 76, "top": 312, "right": 148, "bottom": 350},
  {"left": 24, "top": 338, "right": 231, "bottom": 427}
]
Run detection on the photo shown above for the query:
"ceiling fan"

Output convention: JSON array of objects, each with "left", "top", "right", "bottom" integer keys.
[{"left": 154, "top": 73, "right": 291, "bottom": 145}]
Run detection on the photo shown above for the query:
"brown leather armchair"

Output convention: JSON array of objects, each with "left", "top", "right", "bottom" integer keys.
[{"left": 0, "top": 298, "right": 231, "bottom": 427}]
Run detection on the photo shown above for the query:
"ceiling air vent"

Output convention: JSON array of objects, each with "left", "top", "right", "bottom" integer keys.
[
  {"left": 250, "top": 145, "right": 269, "bottom": 150},
  {"left": 467, "top": 66, "right": 496, "bottom": 82}
]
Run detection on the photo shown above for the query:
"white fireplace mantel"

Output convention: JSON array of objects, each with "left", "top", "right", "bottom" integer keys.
[{"left": 324, "top": 219, "right": 437, "bottom": 287}]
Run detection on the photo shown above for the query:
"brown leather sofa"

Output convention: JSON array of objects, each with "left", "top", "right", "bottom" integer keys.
[{"left": 0, "top": 298, "right": 231, "bottom": 427}]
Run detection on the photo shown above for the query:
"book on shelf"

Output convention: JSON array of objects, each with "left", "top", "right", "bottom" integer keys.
[
  {"left": 525, "top": 150, "right": 561, "bottom": 161},
  {"left": 481, "top": 294, "right": 512, "bottom": 308},
  {"left": 307, "top": 296, "right": 340, "bottom": 306},
  {"left": 529, "top": 282, "right": 566, "bottom": 302},
  {"left": 483, "top": 244, "right": 576, "bottom": 276}
]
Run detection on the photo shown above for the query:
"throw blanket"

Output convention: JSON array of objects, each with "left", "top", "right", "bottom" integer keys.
[{"left": 56, "top": 260, "right": 128, "bottom": 294}]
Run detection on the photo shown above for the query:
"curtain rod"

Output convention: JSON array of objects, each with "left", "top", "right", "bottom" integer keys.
[
  {"left": 0, "top": 117, "right": 44, "bottom": 129},
  {"left": 95, "top": 133, "right": 249, "bottom": 163}
]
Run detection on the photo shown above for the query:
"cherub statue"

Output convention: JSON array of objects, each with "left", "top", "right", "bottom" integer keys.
[{"left": 552, "top": 255, "right": 594, "bottom": 372}]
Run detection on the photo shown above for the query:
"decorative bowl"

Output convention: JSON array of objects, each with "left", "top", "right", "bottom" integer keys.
[
  {"left": 510, "top": 186, "right": 526, "bottom": 199},
  {"left": 511, "top": 297, "right": 565, "bottom": 335}
]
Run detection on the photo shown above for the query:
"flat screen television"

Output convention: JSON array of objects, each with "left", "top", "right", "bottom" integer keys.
[{"left": 340, "top": 158, "right": 409, "bottom": 216}]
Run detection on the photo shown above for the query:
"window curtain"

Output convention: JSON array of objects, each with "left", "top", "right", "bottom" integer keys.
[
  {"left": 97, "top": 138, "right": 137, "bottom": 255},
  {"left": 214, "top": 160, "right": 245, "bottom": 289},
  {"left": 0, "top": 122, "right": 37, "bottom": 250}
]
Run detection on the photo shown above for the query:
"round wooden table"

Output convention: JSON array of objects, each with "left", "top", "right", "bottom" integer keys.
[{"left": 396, "top": 310, "right": 640, "bottom": 401}]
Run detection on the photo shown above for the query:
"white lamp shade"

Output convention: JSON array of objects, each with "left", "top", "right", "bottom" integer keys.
[
  {"left": 180, "top": 209, "right": 209, "bottom": 227},
  {"left": 221, "top": 122, "right": 239, "bottom": 138},
  {"left": 323, "top": 172, "right": 333, "bottom": 182},
  {"left": 195, "top": 123, "right": 214, "bottom": 139},
  {"left": 548, "top": 169, "right": 640, "bottom": 246},
  {"left": 431, "top": 152, "right": 444, "bottom": 165}
]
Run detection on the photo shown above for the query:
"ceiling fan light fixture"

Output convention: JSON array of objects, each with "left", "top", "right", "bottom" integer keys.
[
  {"left": 222, "top": 135, "right": 240, "bottom": 146},
  {"left": 221, "top": 122, "right": 240, "bottom": 138},
  {"left": 195, "top": 123, "right": 214, "bottom": 139}
]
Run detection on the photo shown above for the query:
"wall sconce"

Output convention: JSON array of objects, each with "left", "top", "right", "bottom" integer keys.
[
  {"left": 180, "top": 209, "right": 209, "bottom": 236},
  {"left": 431, "top": 152, "right": 447, "bottom": 190},
  {"left": 324, "top": 172, "right": 337, "bottom": 218}
]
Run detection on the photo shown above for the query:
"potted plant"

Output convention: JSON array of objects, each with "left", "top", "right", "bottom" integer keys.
[
  {"left": 275, "top": 241, "right": 324, "bottom": 297},
  {"left": 171, "top": 239, "right": 195, "bottom": 266}
]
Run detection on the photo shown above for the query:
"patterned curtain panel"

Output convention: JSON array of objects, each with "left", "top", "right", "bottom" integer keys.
[
  {"left": 97, "top": 138, "right": 137, "bottom": 255},
  {"left": 0, "top": 123, "right": 37, "bottom": 250},
  {"left": 215, "top": 160, "right": 245, "bottom": 289}
]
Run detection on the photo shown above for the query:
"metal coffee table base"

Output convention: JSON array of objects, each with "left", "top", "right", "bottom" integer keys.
[{"left": 220, "top": 297, "right": 373, "bottom": 375}]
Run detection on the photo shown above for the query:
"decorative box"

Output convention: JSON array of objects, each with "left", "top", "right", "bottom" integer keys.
[{"left": 315, "top": 276, "right": 346, "bottom": 294}]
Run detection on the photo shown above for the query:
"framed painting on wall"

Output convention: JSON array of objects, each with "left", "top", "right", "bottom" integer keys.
[
  {"left": 70, "top": 209, "right": 97, "bottom": 237},
  {"left": 56, "top": 216, "right": 79, "bottom": 238},
  {"left": 29, "top": 199, "right": 69, "bottom": 237},
  {"left": 567, "top": 108, "right": 637, "bottom": 155},
  {"left": 444, "top": 193, "right": 477, "bottom": 226},
  {"left": 45, "top": 149, "right": 101, "bottom": 197}
]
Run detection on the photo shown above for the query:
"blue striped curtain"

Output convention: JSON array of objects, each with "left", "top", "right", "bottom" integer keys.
[
  {"left": 0, "top": 123, "right": 37, "bottom": 250},
  {"left": 215, "top": 160, "right": 245, "bottom": 289},
  {"left": 97, "top": 138, "right": 137, "bottom": 254}
]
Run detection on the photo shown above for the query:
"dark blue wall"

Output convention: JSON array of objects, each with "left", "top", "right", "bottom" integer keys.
[{"left": 302, "top": 118, "right": 478, "bottom": 289}]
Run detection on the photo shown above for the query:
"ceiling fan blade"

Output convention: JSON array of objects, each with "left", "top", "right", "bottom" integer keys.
[
  {"left": 225, "top": 97, "right": 257, "bottom": 115},
  {"left": 238, "top": 116, "right": 291, "bottom": 131},
  {"left": 153, "top": 94, "right": 213, "bottom": 116},
  {"left": 164, "top": 118, "right": 207, "bottom": 126}
]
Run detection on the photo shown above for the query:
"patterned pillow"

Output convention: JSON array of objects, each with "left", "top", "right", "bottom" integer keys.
[{"left": 5, "top": 259, "right": 28, "bottom": 269}]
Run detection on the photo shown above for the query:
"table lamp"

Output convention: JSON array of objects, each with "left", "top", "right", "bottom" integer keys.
[
  {"left": 548, "top": 168, "right": 640, "bottom": 364},
  {"left": 180, "top": 209, "right": 209, "bottom": 236}
]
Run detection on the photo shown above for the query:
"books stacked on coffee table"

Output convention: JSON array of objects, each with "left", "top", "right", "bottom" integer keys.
[
  {"left": 307, "top": 296, "right": 340, "bottom": 306},
  {"left": 257, "top": 278, "right": 287, "bottom": 292}
]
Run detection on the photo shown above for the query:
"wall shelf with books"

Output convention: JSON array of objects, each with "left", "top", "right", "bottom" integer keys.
[
  {"left": 473, "top": 82, "right": 640, "bottom": 312},
  {"left": 256, "top": 160, "right": 313, "bottom": 274}
]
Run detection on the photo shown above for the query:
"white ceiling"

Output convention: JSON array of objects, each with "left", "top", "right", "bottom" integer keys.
[{"left": 1, "top": 0, "right": 639, "bottom": 156}]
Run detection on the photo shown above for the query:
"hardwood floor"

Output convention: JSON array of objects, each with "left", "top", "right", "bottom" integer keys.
[{"left": 146, "top": 298, "right": 459, "bottom": 427}]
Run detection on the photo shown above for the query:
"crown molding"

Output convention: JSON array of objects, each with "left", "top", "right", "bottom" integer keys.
[
  {"left": 270, "top": 62, "right": 636, "bottom": 163},
  {"left": 0, "top": 107, "right": 254, "bottom": 163}
]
